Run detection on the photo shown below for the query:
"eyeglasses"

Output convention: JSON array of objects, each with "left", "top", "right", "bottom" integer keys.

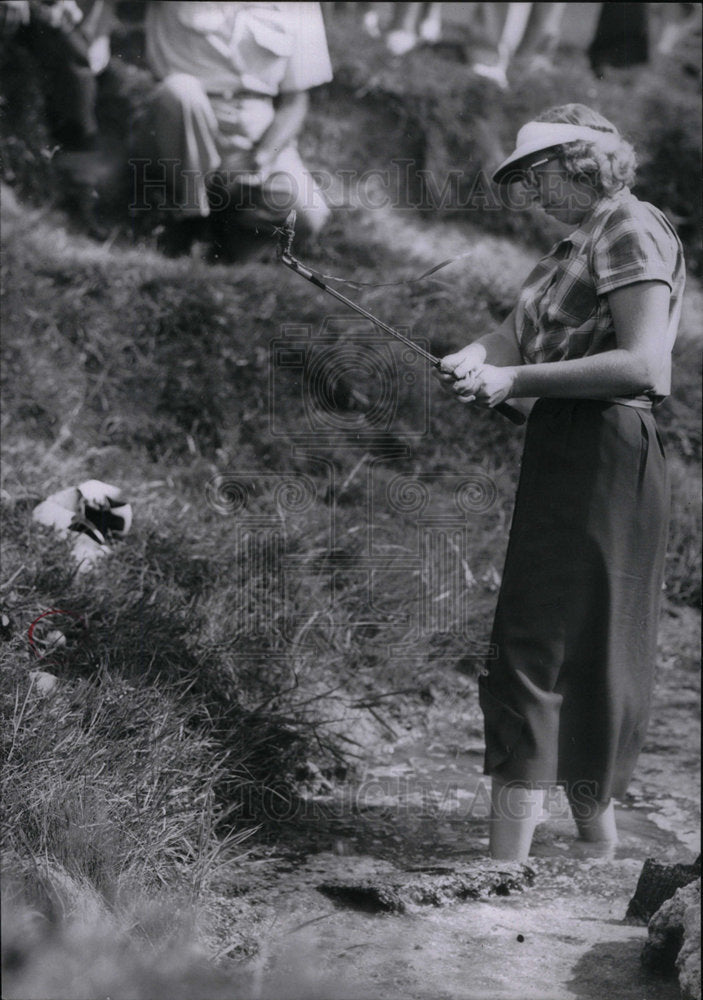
[{"left": 520, "top": 156, "right": 558, "bottom": 189}]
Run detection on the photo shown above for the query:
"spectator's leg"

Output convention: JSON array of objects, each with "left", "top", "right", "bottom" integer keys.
[
  {"left": 418, "top": 2, "right": 442, "bottom": 43},
  {"left": 517, "top": 2, "right": 566, "bottom": 60},
  {"left": 476, "top": 2, "right": 504, "bottom": 47},
  {"left": 360, "top": 1, "right": 383, "bottom": 38},
  {"left": 133, "top": 73, "right": 225, "bottom": 254},
  {"left": 23, "top": 18, "right": 98, "bottom": 150},
  {"left": 17, "top": 16, "right": 118, "bottom": 235},
  {"left": 588, "top": 2, "right": 649, "bottom": 74},
  {"left": 386, "top": 2, "right": 422, "bottom": 55},
  {"left": 145, "top": 73, "right": 222, "bottom": 217},
  {"left": 496, "top": 2, "right": 533, "bottom": 69},
  {"left": 472, "top": 2, "right": 533, "bottom": 88},
  {"left": 261, "top": 146, "right": 331, "bottom": 237},
  {"left": 388, "top": 2, "right": 423, "bottom": 33},
  {"left": 656, "top": 1, "right": 701, "bottom": 56}
]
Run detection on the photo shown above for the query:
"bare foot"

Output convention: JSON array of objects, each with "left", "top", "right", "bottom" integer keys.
[{"left": 569, "top": 838, "right": 618, "bottom": 861}]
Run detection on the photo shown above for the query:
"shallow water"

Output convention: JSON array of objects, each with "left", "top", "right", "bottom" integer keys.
[
  {"left": 342, "top": 733, "right": 694, "bottom": 865},
  {"left": 234, "top": 733, "right": 696, "bottom": 1000},
  {"left": 234, "top": 644, "right": 699, "bottom": 1000}
]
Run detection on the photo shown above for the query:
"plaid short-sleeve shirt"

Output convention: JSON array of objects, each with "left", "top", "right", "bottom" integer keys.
[{"left": 514, "top": 190, "right": 685, "bottom": 400}]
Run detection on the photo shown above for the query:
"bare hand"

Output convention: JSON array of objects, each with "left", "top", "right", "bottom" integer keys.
[
  {"left": 433, "top": 343, "right": 487, "bottom": 392},
  {"left": 447, "top": 368, "right": 482, "bottom": 404},
  {"left": 471, "top": 364, "right": 518, "bottom": 407},
  {"left": 445, "top": 364, "right": 517, "bottom": 407},
  {"left": 232, "top": 146, "right": 275, "bottom": 185},
  {"left": 233, "top": 169, "right": 264, "bottom": 186}
]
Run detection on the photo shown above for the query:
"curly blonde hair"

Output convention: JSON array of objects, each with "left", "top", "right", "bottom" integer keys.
[{"left": 535, "top": 104, "right": 637, "bottom": 196}]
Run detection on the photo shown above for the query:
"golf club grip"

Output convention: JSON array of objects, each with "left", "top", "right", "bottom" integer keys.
[
  {"left": 441, "top": 365, "right": 526, "bottom": 425},
  {"left": 495, "top": 402, "right": 526, "bottom": 425}
]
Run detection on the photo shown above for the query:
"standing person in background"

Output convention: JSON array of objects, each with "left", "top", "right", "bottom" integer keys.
[
  {"left": 137, "top": 1, "right": 333, "bottom": 259},
  {"left": 588, "top": 2, "right": 649, "bottom": 76},
  {"left": 384, "top": 2, "right": 442, "bottom": 56},
  {"left": 471, "top": 2, "right": 566, "bottom": 90},
  {"left": 436, "top": 105, "right": 684, "bottom": 861},
  {"left": 655, "top": 2, "right": 702, "bottom": 57}
]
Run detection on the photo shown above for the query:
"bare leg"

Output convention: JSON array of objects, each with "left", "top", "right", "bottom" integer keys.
[
  {"left": 516, "top": 1, "right": 565, "bottom": 59},
  {"left": 472, "top": 2, "right": 533, "bottom": 88},
  {"left": 385, "top": 2, "right": 422, "bottom": 55},
  {"left": 489, "top": 777, "right": 545, "bottom": 861},
  {"left": 569, "top": 796, "right": 618, "bottom": 843},
  {"left": 496, "top": 2, "right": 533, "bottom": 69},
  {"left": 388, "top": 2, "right": 422, "bottom": 33},
  {"left": 418, "top": 2, "right": 442, "bottom": 42}
]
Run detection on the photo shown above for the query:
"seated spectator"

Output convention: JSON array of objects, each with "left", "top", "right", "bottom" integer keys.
[
  {"left": 1, "top": 0, "right": 114, "bottom": 150},
  {"left": 0, "top": 0, "right": 116, "bottom": 230},
  {"left": 135, "top": 1, "right": 333, "bottom": 260}
]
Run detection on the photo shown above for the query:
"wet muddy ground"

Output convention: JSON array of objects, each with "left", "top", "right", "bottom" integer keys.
[{"left": 222, "top": 606, "right": 700, "bottom": 1000}]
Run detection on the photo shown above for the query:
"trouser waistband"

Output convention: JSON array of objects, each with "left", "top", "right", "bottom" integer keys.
[{"left": 608, "top": 397, "right": 654, "bottom": 409}]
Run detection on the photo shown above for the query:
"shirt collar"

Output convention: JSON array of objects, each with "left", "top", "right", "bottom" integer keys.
[
  {"left": 556, "top": 189, "right": 632, "bottom": 252},
  {"left": 579, "top": 188, "right": 631, "bottom": 231}
]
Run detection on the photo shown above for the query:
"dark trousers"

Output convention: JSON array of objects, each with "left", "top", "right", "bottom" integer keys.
[
  {"left": 588, "top": 2, "right": 649, "bottom": 72},
  {"left": 481, "top": 400, "right": 669, "bottom": 805},
  {"left": 18, "top": 14, "right": 97, "bottom": 148}
]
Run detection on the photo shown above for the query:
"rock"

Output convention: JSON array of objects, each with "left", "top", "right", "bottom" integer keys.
[
  {"left": 34, "top": 629, "right": 66, "bottom": 656},
  {"left": 318, "top": 862, "right": 534, "bottom": 913},
  {"left": 677, "top": 881, "right": 701, "bottom": 1000},
  {"left": 0, "top": 612, "right": 12, "bottom": 639},
  {"left": 625, "top": 856, "right": 701, "bottom": 924},
  {"left": 29, "top": 670, "right": 59, "bottom": 697},
  {"left": 642, "top": 879, "right": 700, "bottom": 982},
  {"left": 294, "top": 760, "right": 333, "bottom": 796}
]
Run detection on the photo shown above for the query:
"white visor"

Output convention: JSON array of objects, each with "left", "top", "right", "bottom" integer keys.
[{"left": 492, "top": 121, "right": 621, "bottom": 185}]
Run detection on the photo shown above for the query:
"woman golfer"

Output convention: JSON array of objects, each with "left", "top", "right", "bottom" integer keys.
[{"left": 437, "top": 104, "right": 685, "bottom": 861}]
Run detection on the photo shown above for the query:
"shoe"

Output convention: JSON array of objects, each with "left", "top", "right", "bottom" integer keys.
[
  {"left": 419, "top": 16, "right": 441, "bottom": 43},
  {"left": 207, "top": 212, "right": 274, "bottom": 264},
  {"left": 525, "top": 54, "right": 555, "bottom": 75},
  {"left": 157, "top": 216, "right": 207, "bottom": 258},
  {"left": 54, "top": 146, "right": 115, "bottom": 240},
  {"left": 385, "top": 29, "right": 418, "bottom": 56},
  {"left": 362, "top": 10, "right": 381, "bottom": 38},
  {"left": 471, "top": 63, "right": 509, "bottom": 90}
]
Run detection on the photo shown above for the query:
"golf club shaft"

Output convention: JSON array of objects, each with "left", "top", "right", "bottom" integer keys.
[{"left": 280, "top": 253, "right": 526, "bottom": 426}]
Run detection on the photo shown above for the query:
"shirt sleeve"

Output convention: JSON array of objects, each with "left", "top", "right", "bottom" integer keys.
[
  {"left": 590, "top": 202, "right": 679, "bottom": 295},
  {"left": 279, "top": 2, "right": 333, "bottom": 93}
]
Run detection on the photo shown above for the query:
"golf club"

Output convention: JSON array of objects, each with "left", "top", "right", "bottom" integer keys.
[{"left": 276, "top": 211, "right": 525, "bottom": 426}]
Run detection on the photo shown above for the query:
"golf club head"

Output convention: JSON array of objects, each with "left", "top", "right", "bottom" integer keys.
[{"left": 277, "top": 210, "right": 297, "bottom": 259}]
